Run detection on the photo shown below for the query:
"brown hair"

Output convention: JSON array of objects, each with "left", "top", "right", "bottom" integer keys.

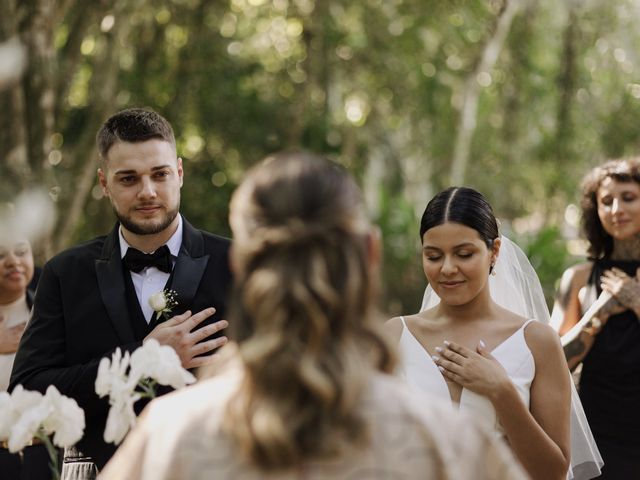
[
  {"left": 580, "top": 157, "right": 640, "bottom": 259},
  {"left": 96, "top": 107, "right": 175, "bottom": 159},
  {"left": 223, "top": 151, "right": 395, "bottom": 471}
]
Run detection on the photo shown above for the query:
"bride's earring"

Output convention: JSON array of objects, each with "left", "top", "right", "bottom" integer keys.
[{"left": 490, "top": 263, "right": 497, "bottom": 276}]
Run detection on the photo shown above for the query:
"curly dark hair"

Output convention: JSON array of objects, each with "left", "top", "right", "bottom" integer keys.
[{"left": 580, "top": 157, "right": 640, "bottom": 259}]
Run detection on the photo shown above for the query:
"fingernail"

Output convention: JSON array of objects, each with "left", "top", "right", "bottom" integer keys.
[
  {"left": 435, "top": 346, "right": 443, "bottom": 353},
  {"left": 479, "top": 340, "right": 486, "bottom": 348},
  {"left": 443, "top": 340, "right": 450, "bottom": 346},
  {"left": 431, "top": 355, "right": 439, "bottom": 362},
  {"left": 438, "top": 366, "right": 445, "bottom": 373}
]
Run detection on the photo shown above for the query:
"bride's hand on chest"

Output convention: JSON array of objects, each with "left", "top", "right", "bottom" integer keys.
[{"left": 431, "top": 340, "right": 512, "bottom": 399}]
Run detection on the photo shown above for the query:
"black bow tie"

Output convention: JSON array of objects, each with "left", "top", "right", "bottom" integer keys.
[{"left": 123, "top": 245, "right": 173, "bottom": 273}]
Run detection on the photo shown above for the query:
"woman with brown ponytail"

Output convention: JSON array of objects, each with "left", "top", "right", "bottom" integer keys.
[{"left": 101, "top": 151, "right": 525, "bottom": 479}]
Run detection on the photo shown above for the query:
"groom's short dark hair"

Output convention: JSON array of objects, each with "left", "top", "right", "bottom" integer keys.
[{"left": 96, "top": 107, "right": 176, "bottom": 159}]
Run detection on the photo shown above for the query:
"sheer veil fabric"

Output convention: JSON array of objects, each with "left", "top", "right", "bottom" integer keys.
[{"left": 420, "top": 236, "right": 603, "bottom": 480}]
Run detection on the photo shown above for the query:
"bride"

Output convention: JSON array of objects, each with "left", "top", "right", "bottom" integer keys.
[{"left": 387, "top": 186, "right": 602, "bottom": 480}]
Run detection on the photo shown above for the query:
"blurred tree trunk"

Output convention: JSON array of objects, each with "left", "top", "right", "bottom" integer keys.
[
  {"left": 0, "top": 0, "right": 29, "bottom": 195},
  {"left": 548, "top": 1, "right": 578, "bottom": 198},
  {"left": 555, "top": 5, "right": 577, "bottom": 151},
  {"left": 0, "top": 0, "right": 116, "bottom": 257},
  {"left": 449, "top": 0, "right": 524, "bottom": 185},
  {"left": 298, "top": 0, "right": 331, "bottom": 150},
  {"left": 53, "top": 4, "right": 130, "bottom": 252},
  {"left": 19, "top": 0, "right": 56, "bottom": 196},
  {"left": 0, "top": 0, "right": 59, "bottom": 258}
]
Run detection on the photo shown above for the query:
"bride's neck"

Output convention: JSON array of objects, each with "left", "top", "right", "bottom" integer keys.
[
  {"left": 438, "top": 288, "right": 494, "bottom": 321},
  {"left": 611, "top": 234, "right": 640, "bottom": 260}
]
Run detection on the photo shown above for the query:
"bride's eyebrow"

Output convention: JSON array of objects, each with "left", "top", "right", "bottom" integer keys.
[
  {"left": 453, "top": 243, "right": 477, "bottom": 249},
  {"left": 422, "top": 242, "right": 476, "bottom": 250}
]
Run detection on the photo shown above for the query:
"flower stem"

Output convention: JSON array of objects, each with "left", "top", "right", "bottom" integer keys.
[
  {"left": 35, "top": 432, "right": 60, "bottom": 480},
  {"left": 138, "top": 378, "right": 158, "bottom": 399}
]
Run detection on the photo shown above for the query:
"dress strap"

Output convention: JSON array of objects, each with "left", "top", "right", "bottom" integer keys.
[{"left": 399, "top": 315, "right": 407, "bottom": 328}]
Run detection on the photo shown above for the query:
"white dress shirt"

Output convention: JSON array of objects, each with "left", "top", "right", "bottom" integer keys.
[{"left": 119, "top": 216, "right": 183, "bottom": 323}]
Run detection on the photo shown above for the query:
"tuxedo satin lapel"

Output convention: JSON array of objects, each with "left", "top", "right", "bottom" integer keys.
[
  {"left": 95, "top": 226, "right": 136, "bottom": 343},
  {"left": 171, "top": 253, "right": 209, "bottom": 311},
  {"left": 172, "top": 220, "right": 208, "bottom": 312}
]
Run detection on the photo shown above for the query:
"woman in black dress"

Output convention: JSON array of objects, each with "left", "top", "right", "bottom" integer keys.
[{"left": 553, "top": 157, "right": 640, "bottom": 479}]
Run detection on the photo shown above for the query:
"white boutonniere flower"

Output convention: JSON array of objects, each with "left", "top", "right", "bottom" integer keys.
[
  {"left": 95, "top": 339, "right": 196, "bottom": 445},
  {"left": 130, "top": 339, "right": 196, "bottom": 390},
  {"left": 148, "top": 289, "right": 178, "bottom": 321},
  {"left": 0, "top": 385, "right": 85, "bottom": 480}
]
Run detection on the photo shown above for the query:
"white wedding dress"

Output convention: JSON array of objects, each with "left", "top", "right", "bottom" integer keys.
[
  {"left": 414, "top": 236, "right": 603, "bottom": 479},
  {"left": 398, "top": 316, "right": 535, "bottom": 437}
]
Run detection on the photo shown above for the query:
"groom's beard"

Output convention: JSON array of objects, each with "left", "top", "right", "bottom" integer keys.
[{"left": 114, "top": 204, "right": 179, "bottom": 235}]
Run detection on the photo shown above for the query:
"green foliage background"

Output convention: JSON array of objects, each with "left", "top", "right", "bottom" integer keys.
[{"left": 3, "top": 0, "right": 640, "bottom": 315}]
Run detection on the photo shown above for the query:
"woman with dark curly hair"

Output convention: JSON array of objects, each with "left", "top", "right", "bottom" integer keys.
[{"left": 552, "top": 157, "right": 640, "bottom": 479}]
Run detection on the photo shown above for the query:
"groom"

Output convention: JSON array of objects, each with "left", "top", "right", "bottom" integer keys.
[{"left": 10, "top": 108, "right": 232, "bottom": 476}]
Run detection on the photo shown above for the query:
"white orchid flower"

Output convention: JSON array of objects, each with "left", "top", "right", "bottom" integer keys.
[
  {"left": 4, "top": 385, "right": 47, "bottom": 450},
  {"left": 0, "top": 385, "right": 86, "bottom": 479},
  {"left": 95, "top": 348, "right": 136, "bottom": 397},
  {"left": 8, "top": 394, "right": 50, "bottom": 452},
  {"left": 96, "top": 337, "right": 196, "bottom": 446},
  {"left": 41, "top": 386, "right": 85, "bottom": 448},
  {"left": 0, "top": 391, "right": 13, "bottom": 440},
  {"left": 130, "top": 339, "right": 196, "bottom": 390},
  {"left": 103, "top": 392, "right": 140, "bottom": 445}
]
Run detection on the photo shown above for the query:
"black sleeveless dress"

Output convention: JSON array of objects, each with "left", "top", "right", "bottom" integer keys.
[{"left": 579, "top": 259, "right": 640, "bottom": 479}]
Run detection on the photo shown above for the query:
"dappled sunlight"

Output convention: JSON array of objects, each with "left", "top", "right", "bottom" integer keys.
[{"left": 3, "top": 0, "right": 640, "bottom": 309}]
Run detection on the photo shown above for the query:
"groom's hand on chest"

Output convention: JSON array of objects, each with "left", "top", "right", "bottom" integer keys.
[{"left": 145, "top": 307, "right": 228, "bottom": 369}]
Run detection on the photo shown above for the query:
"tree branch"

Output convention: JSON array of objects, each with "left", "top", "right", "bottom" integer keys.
[{"left": 449, "top": 0, "right": 525, "bottom": 185}]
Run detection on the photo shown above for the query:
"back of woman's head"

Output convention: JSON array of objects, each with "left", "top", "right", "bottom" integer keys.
[
  {"left": 580, "top": 157, "right": 640, "bottom": 259},
  {"left": 225, "top": 151, "right": 395, "bottom": 471},
  {"left": 420, "top": 186, "right": 499, "bottom": 246}
]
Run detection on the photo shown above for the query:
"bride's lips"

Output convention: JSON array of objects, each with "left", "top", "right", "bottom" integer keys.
[{"left": 440, "top": 281, "right": 465, "bottom": 289}]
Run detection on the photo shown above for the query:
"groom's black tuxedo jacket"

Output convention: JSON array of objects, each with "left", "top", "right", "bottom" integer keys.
[{"left": 10, "top": 217, "right": 232, "bottom": 469}]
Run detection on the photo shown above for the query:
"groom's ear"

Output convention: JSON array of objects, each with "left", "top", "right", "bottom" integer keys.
[{"left": 98, "top": 168, "right": 109, "bottom": 197}]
